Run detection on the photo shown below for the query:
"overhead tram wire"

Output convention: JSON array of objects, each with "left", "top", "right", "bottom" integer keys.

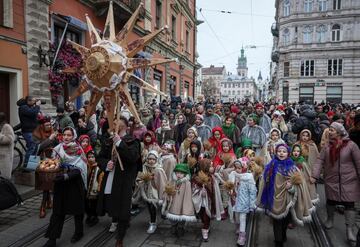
[
  {"left": 198, "top": 8, "right": 273, "bottom": 18},
  {"left": 197, "top": 7, "right": 229, "bottom": 54}
]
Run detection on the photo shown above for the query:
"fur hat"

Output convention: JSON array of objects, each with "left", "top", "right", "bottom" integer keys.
[
  {"left": 255, "top": 103, "right": 264, "bottom": 109},
  {"left": 173, "top": 163, "right": 190, "bottom": 175}
]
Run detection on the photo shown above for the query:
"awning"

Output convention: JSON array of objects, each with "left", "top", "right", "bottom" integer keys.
[{"left": 53, "top": 13, "right": 88, "bottom": 31}]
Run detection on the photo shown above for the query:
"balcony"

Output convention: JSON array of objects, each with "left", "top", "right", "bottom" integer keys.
[
  {"left": 271, "top": 50, "right": 279, "bottom": 63},
  {"left": 271, "top": 22, "right": 279, "bottom": 37}
]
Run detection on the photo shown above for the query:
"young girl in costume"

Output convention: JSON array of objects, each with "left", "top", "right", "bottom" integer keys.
[
  {"left": 228, "top": 159, "right": 257, "bottom": 246},
  {"left": 257, "top": 144, "right": 314, "bottom": 247},
  {"left": 85, "top": 151, "right": 103, "bottom": 227},
  {"left": 178, "top": 127, "right": 200, "bottom": 163},
  {"left": 162, "top": 163, "right": 196, "bottom": 237},
  {"left": 261, "top": 128, "right": 285, "bottom": 165},
  {"left": 295, "top": 129, "right": 319, "bottom": 168},
  {"left": 213, "top": 138, "right": 237, "bottom": 169},
  {"left": 137, "top": 150, "right": 167, "bottom": 234},
  {"left": 160, "top": 141, "right": 177, "bottom": 180},
  {"left": 79, "top": 134, "right": 93, "bottom": 155},
  {"left": 185, "top": 139, "right": 203, "bottom": 175},
  {"left": 208, "top": 127, "right": 226, "bottom": 159},
  {"left": 191, "top": 158, "right": 215, "bottom": 241},
  {"left": 291, "top": 144, "right": 319, "bottom": 204},
  {"left": 142, "top": 131, "right": 161, "bottom": 162}
]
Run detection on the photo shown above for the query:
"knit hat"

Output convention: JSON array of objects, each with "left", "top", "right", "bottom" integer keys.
[
  {"left": 277, "top": 104, "right": 285, "bottom": 112},
  {"left": 185, "top": 103, "right": 193, "bottom": 109},
  {"left": 255, "top": 103, "right": 264, "bottom": 109},
  {"left": 195, "top": 114, "right": 204, "bottom": 121},
  {"left": 275, "top": 143, "right": 291, "bottom": 153},
  {"left": 241, "top": 138, "right": 253, "bottom": 148},
  {"left": 146, "top": 150, "right": 159, "bottom": 160},
  {"left": 230, "top": 105, "right": 240, "bottom": 114},
  {"left": 37, "top": 114, "right": 51, "bottom": 124},
  {"left": 247, "top": 113, "right": 259, "bottom": 124},
  {"left": 187, "top": 127, "right": 198, "bottom": 137},
  {"left": 56, "top": 107, "right": 65, "bottom": 113},
  {"left": 205, "top": 104, "right": 214, "bottom": 110},
  {"left": 173, "top": 163, "right": 190, "bottom": 175},
  {"left": 330, "top": 122, "right": 348, "bottom": 137},
  {"left": 327, "top": 111, "right": 335, "bottom": 118}
]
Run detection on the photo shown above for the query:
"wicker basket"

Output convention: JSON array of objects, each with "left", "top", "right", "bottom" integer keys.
[{"left": 35, "top": 167, "right": 63, "bottom": 191}]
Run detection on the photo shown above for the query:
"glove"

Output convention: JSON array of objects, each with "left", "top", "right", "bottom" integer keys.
[{"left": 53, "top": 174, "right": 65, "bottom": 183}]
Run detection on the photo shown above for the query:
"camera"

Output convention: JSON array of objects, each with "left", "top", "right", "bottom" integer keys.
[{"left": 36, "top": 99, "right": 46, "bottom": 105}]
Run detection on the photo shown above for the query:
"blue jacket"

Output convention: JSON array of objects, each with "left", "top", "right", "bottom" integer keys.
[{"left": 18, "top": 105, "right": 40, "bottom": 133}]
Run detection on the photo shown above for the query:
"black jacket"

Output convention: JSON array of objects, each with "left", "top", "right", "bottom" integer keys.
[{"left": 18, "top": 104, "right": 40, "bottom": 133}]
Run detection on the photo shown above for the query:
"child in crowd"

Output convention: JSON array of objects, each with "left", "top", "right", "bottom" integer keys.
[
  {"left": 257, "top": 144, "right": 314, "bottom": 247},
  {"left": 162, "top": 163, "right": 196, "bottom": 237},
  {"left": 295, "top": 129, "right": 319, "bottom": 167},
  {"left": 228, "top": 159, "right": 257, "bottom": 246},
  {"left": 160, "top": 142, "right": 177, "bottom": 180},
  {"left": 142, "top": 131, "right": 161, "bottom": 162},
  {"left": 191, "top": 158, "right": 215, "bottom": 241},
  {"left": 291, "top": 144, "right": 319, "bottom": 204},
  {"left": 79, "top": 134, "right": 93, "bottom": 154},
  {"left": 261, "top": 128, "right": 285, "bottom": 165},
  {"left": 178, "top": 127, "right": 200, "bottom": 163},
  {"left": 85, "top": 151, "right": 103, "bottom": 227},
  {"left": 185, "top": 139, "right": 203, "bottom": 175},
  {"left": 137, "top": 151, "right": 167, "bottom": 234},
  {"left": 213, "top": 138, "right": 237, "bottom": 169}
]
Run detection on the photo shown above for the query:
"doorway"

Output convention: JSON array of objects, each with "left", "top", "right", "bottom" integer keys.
[{"left": 0, "top": 73, "right": 10, "bottom": 122}]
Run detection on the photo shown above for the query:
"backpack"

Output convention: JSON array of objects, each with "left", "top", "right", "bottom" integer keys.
[
  {"left": 309, "top": 120, "right": 323, "bottom": 145},
  {"left": 0, "top": 176, "right": 23, "bottom": 210}
]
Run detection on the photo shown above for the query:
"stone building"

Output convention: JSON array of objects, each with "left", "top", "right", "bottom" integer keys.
[
  {"left": 201, "top": 65, "right": 226, "bottom": 101},
  {"left": 0, "top": 0, "right": 199, "bottom": 123},
  {"left": 271, "top": 0, "right": 360, "bottom": 104},
  {"left": 220, "top": 48, "right": 258, "bottom": 102}
]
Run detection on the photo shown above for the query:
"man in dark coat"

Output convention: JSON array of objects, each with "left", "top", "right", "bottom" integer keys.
[{"left": 97, "top": 117, "right": 142, "bottom": 247}]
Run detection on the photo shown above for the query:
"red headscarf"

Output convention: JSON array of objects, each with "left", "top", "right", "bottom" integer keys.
[
  {"left": 78, "top": 135, "right": 93, "bottom": 154},
  {"left": 143, "top": 130, "right": 158, "bottom": 147},
  {"left": 213, "top": 138, "right": 236, "bottom": 168},
  {"left": 208, "top": 127, "right": 226, "bottom": 154}
]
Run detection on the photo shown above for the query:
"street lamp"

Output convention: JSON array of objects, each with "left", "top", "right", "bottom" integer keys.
[{"left": 37, "top": 44, "right": 55, "bottom": 68}]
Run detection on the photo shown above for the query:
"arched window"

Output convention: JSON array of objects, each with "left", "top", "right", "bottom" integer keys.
[
  {"left": 303, "top": 25, "right": 313, "bottom": 43},
  {"left": 317, "top": 24, "right": 327, "bottom": 42},
  {"left": 283, "top": 28, "right": 290, "bottom": 45},
  {"left": 331, "top": 24, "right": 341, "bottom": 42},
  {"left": 283, "top": 0, "right": 290, "bottom": 16}
]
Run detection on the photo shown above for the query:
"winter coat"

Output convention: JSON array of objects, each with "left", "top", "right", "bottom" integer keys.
[
  {"left": 0, "top": 124, "right": 14, "bottom": 179},
  {"left": 155, "top": 128, "right": 174, "bottom": 146},
  {"left": 240, "top": 125, "right": 267, "bottom": 154},
  {"left": 312, "top": 139, "right": 360, "bottom": 202},
  {"left": 193, "top": 124, "right": 212, "bottom": 143},
  {"left": 349, "top": 128, "right": 360, "bottom": 148},
  {"left": 259, "top": 114, "right": 272, "bottom": 135},
  {"left": 229, "top": 171, "right": 257, "bottom": 213},
  {"left": 57, "top": 115, "right": 75, "bottom": 132},
  {"left": 161, "top": 154, "right": 177, "bottom": 180},
  {"left": 18, "top": 104, "right": 40, "bottom": 133},
  {"left": 204, "top": 114, "right": 222, "bottom": 130},
  {"left": 97, "top": 134, "right": 142, "bottom": 220}
]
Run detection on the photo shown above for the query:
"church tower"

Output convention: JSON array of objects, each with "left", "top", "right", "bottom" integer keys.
[
  {"left": 258, "top": 70, "right": 263, "bottom": 82},
  {"left": 237, "top": 47, "right": 248, "bottom": 78}
]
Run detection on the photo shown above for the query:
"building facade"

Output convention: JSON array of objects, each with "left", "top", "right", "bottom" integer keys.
[
  {"left": 256, "top": 71, "right": 271, "bottom": 102},
  {"left": 201, "top": 65, "right": 226, "bottom": 101},
  {"left": 0, "top": 0, "right": 198, "bottom": 123},
  {"left": 220, "top": 48, "right": 258, "bottom": 102},
  {"left": 271, "top": 0, "right": 360, "bottom": 104}
]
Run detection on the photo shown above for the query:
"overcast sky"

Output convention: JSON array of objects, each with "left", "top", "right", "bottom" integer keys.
[{"left": 197, "top": 0, "right": 276, "bottom": 80}]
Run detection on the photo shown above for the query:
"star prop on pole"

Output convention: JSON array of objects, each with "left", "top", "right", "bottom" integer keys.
[{"left": 64, "top": 1, "right": 175, "bottom": 131}]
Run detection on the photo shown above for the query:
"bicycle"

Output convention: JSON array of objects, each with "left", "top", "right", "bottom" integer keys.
[{"left": 12, "top": 130, "right": 26, "bottom": 174}]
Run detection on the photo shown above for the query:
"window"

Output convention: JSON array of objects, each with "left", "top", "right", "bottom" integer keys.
[
  {"left": 331, "top": 24, "right": 341, "bottom": 42},
  {"left": 0, "top": 0, "right": 13, "bottom": 28},
  {"left": 333, "top": 0, "right": 341, "bottom": 10},
  {"left": 300, "top": 60, "right": 315, "bottom": 77},
  {"left": 54, "top": 24, "right": 81, "bottom": 45},
  {"left": 171, "top": 15, "right": 177, "bottom": 41},
  {"left": 283, "top": 28, "right": 290, "bottom": 45},
  {"left": 304, "top": 0, "right": 313, "bottom": 12},
  {"left": 284, "top": 61, "right": 290, "bottom": 77},
  {"left": 303, "top": 25, "right": 313, "bottom": 43},
  {"left": 317, "top": 25, "right": 327, "bottom": 43},
  {"left": 170, "top": 75, "right": 177, "bottom": 96},
  {"left": 326, "top": 86, "right": 342, "bottom": 103},
  {"left": 299, "top": 86, "right": 314, "bottom": 104},
  {"left": 319, "top": 0, "right": 327, "bottom": 11},
  {"left": 328, "top": 59, "right": 343, "bottom": 76},
  {"left": 283, "top": 0, "right": 290, "bottom": 17},
  {"left": 155, "top": 0, "right": 162, "bottom": 28},
  {"left": 185, "top": 30, "right": 190, "bottom": 52},
  {"left": 283, "top": 84, "right": 289, "bottom": 102}
]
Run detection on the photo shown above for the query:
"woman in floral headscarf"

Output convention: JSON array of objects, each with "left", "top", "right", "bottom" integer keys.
[
  {"left": 43, "top": 127, "right": 88, "bottom": 247},
  {"left": 178, "top": 127, "right": 200, "bottom": 163},
  {"left": 240, "top": 114, "right": 267, "bottom": 155}
]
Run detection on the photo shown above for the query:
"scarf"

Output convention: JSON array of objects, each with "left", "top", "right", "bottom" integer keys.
[
  {"left": 261, "top": 157, "right": 295, "bottom": 211},
  {"left": 329, "top": 138, "right": 349, "bottom": 165},
  {"left": 222, "top": 123, "right": 235, "bottom": 139},
  {"left": 152, "top": 116, "right": 162, "bottom": 131}
]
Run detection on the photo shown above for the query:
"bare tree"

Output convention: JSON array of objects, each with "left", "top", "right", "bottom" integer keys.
[{"left": 201, "top": 77, "right": 219, "bottom": 99}]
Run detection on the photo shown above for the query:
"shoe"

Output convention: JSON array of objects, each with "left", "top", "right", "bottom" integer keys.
[
  {"left": 324, "top": 205, "right": 335, "bottom": 229},
  {"left": 287, "top": 223, "right": 296, "bottom": 229},
  {"left": 201, "top": 229, "right": 209, "bottom": 242},
  {"left": 130, "top": 208, "right": 140, "bottom": 216},
  {"left": 345, "top": 210, "right": 357, "bottom": 243},
  {"left": 237, "top": 232, "right": 246, "bottom": 246},
  {"left": 109, "top": 222, "right": 118, "bottom": 233},
  {"left": 42, "top": 239, "right": 56, "bottom": 247},
  {"left": 39, "top": 206, "right": 46, "bottom": 218},
  {"left": 88, "top": 217, "right": 99, "bottom": 227},
  {"left": 115, "top": 239, "right": 123, "bottom": 247},
  {"left": 46, "top": 198, "right": 53, "bottom": 209},
  {"left": 146, "top": 222, "right": 157, "bottom": 234},
  {"left": 70, "top": 233, "right": 83, "bottom": 243}
]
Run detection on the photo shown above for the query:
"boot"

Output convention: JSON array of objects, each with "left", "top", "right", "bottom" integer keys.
[
  {"left": 115, "top": 240, "right": 123, "bottom": 247},
  {"left": 345, "top": 210, "right": 357, "bottom": 243},
  {"left": 46, "top": 197, "right": 53, "bottom": 209},
  {"left": 70, "top": 232, "right": 83, "bottom": 243},
  {"left": 201, "top": 229, "right": 209, "bottom": 241},
  {"left": 42, "top": 239, "right": 56, "bottom": 247},
  {"left": 237, "top": 232, "right": 246, "bottom": 246},
  {"left": 324, "top": 205, "right": 335, "bottom": 229},
  {"left": 146, "top": 222, "right": 157, "bottom": 234},
  {"left": 39, "top": 205, "right": 46, "bottom": 218}
]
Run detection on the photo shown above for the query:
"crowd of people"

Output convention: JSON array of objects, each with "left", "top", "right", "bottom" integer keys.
[{"left": 0, "top": 95, "right": 360, "bottom": 247}]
